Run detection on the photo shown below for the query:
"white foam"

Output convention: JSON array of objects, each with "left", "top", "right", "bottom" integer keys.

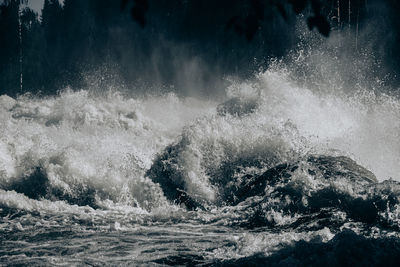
[
  {"left": 0, "top": 90, "right": 215, "bottom": 210},
  {"left": 1, "top": 36, "right": 399, "bottom": 214}
]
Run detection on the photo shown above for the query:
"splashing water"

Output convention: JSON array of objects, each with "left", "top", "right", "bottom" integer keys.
[{"left": 1, "top": 32, "right": 400, "bottom": 265}]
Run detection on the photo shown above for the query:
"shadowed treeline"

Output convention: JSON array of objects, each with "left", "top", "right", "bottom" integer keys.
[{"left": 0, "top": 0, "right": 399, "bottom": 97}]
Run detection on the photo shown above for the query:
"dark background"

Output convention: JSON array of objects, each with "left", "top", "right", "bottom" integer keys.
[{"left": 0, "top": 0, "right": 399, "bottom": 97}]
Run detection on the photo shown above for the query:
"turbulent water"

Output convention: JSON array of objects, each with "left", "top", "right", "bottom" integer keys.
[{"left": 2, "top": 33, "right": 400, "bottom": 266}]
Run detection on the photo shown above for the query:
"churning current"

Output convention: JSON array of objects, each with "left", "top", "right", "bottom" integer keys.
[{"left": 1, "top": 41, "right": 400, "bottom": 266}]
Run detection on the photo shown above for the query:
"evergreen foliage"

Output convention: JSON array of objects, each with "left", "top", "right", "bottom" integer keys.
[{"left": 0, "top": 0, "right": 398, "bottom": 96}]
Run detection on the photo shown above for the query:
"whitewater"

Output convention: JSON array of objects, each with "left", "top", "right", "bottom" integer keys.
[{"left": 1, "top": 30, "right": 400, "bottom": 265}]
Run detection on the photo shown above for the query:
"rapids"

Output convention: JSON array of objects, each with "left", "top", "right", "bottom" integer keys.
[{"left": 1, "top": 30, "right": 400, "bottom": 265}]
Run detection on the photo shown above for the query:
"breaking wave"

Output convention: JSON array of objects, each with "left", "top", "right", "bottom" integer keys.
[
  {"left": 1, "top": 32, "right": 400, "bottom": 264},
  {"left": 1, "top": 51, "right": 400, "bottom": 214}
]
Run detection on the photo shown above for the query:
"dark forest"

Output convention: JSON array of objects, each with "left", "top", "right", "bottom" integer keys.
[{"left": 1, "top": 0, "right": 400, "bottom": 97}]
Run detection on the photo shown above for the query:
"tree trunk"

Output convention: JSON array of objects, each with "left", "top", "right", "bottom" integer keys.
[
  {"left": 356, "top": 6, "right": 359, "bottom": 51},
  {"left": 337, "top": 0, "right": 341, "bottom": 28},
  {"left": 18, "top": 3, "right": 23, "bottom": 92},
  {"left": 348, "top": 0, "right": 351, "bottom": 30}
]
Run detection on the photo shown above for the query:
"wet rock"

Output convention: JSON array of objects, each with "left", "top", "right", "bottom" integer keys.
[
  {"left": 150, "top": 152, "right": 377, "bottom": 210},
  {"left": 232, "top": 155, "right": 377, "bottom": 205},
  {"left": 307, "top": 155, "right": 377, "bottom": 183}
]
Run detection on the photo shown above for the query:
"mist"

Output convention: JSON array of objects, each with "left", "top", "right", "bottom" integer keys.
[
  {"left": 1, "top": 0, "right": 399, "bottom": 98},
  {"left": 1, "top": 1, "right": 400, "bottom": 266}
]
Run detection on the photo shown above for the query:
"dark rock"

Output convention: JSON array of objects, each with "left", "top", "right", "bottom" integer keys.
[
  {"left": 307, "top": 155, "right": 377, "bottom": 183},
  {"left": 149, "top": 152, "right": 377, "bottom": 209},
  {"left": 232, "top": 155, "right": 377, "bottom": 205}
]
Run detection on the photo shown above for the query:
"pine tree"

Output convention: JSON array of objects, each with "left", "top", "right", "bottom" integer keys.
[
  {"left": 41, "top": 0, "right": 63, "bottom": 91},
  {"left": 21, "top": 7, "right": 46, "bottom": 93},
  {"left": 0, "top": 0, "right": 26, "bottom": 96}
]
